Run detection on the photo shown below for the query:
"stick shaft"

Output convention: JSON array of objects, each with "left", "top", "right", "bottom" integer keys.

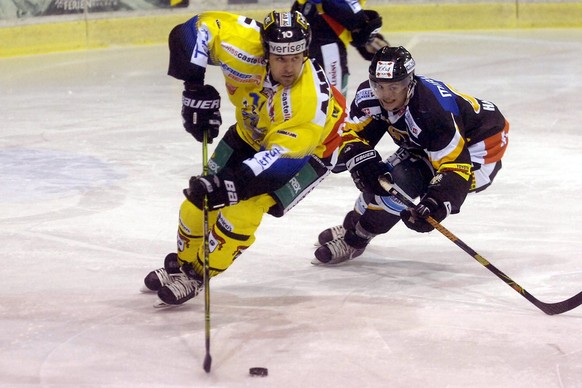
[
  {"left": 379, "top": 177, "right": 582, "bottom": 315},
  {"left": 202, "top": 132, "right": 212, "bottom": 372}
]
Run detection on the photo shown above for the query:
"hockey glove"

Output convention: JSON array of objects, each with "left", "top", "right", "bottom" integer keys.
[
  {"left": 181, "top": 84, "right": 222, "bottom": 143},
  {"left": 345, "top": 146, "right": 392, "bottom": 196},
  {"left": 184, "top": 171, "right": 240, "bottom": 210},
  {"left": 351, "top": 10, "right": 383, "bottom": 47},
  {"left": 365, "top": 34, "right": 389, "bottom": 54},
  {"left": 400, "top": 196, "right": 450, "bottom": 233},
  {"left": 352, "top": 10, "right": 388, "bottom": 60},
  {"left": 355, "top": 33, "right": 390, "bottom": 60}
]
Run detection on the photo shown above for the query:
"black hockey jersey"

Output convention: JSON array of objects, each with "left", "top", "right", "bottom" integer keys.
[
  {"left": 341, "top": 75, "right": 509, "bottom": 210},
  {"left": 346, "top": 75, "right": 509, "bottom": 171}
]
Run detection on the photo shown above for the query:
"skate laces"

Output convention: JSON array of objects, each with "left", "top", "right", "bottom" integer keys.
[
  {"left": 328, "top": 225, "right": 346, "bottom": 240},
  {"left": 327, "top": 238, "right": 354, "bottom": 258},
  {"left": 152, "top": 268, "right": 172, "bottom": 287},
  {"left": 166, "top": 273, "right": 202, "bottom": 299},
  {"left": 318, "top": 224, "right": 346, "bottom": 245}
]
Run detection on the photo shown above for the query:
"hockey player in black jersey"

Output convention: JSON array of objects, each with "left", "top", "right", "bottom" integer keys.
[
  {"left": 314, "top": 46, "right": 510, "bottom": 265},
  {"left": 291, "top": 0, "right": 389, "bottom": 96}
]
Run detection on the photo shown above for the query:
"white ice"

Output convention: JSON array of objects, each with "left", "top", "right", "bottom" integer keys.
[{"left": 1, "top": 29, "right": 581, "bottom": 388}]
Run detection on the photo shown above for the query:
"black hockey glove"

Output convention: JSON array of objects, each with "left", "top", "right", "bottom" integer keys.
[
  {"left": 181, "top": 84, "right": 222, "bottom": 143},
  {"left": 352, "top": 10, "right": 389, "bottom": 60},
  {"left": 345, "top": 146, "right": 392, "bottom": 196},
  {"left": 365, "top": 33, "right": 389, "bottom": 54},
  {"left": 400, "top": 196, "right": 450, "bottom": 233},
  {"left": 355, "top": 33, "right": 390, "bottom": 61},
  {"left": 351, "top": 10, "right": 383, "bottom": 47},
  {"left": 184, "top": 171, "right": 240, "bottom": 210}
]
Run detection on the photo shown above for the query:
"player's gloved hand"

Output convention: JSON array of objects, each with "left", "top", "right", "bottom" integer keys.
[
  {"left": 346, "top": 148, "right": 392, "bottom": 196},
  {"left": 181, "top": 84, "right": 222, "bottom": 143},
  {"left": 365, "top": 33, "right": 390, "bottom": 54},
  {"left": 352, "top": 10, "right": 388, "bottom": 59},
  {"left": 400, "top": 196, "right": 449, "bottom": 233},
  {"left": 183, "top": 172, "right": 239, "bottom": 210},
  {"left": 351, "top": 10, "right": 383, "bottom": 46}
]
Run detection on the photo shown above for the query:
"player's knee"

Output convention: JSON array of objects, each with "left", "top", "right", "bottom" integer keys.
[
  {"left": 205, "top": 214, "right": 256, "bottom": 272},
  {"left": 359, "top": 210, "right": 400, "bottom": 235}
]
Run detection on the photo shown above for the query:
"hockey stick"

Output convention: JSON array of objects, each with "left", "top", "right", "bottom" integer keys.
[
  {"left": 378, "top": 176, "right": 582, "bottom": 315},
  {"left": 202, "top": 132, "right": 212, "bottom": 373}
]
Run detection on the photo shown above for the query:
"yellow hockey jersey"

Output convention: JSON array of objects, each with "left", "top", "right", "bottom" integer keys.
[{"left": 168, "top": 11, "right": 345, "bottom": 166}]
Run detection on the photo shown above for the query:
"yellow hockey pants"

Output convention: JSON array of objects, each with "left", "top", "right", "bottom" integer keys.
[{"left": 176, "top": 194, "right": 276, "bottom": 277}]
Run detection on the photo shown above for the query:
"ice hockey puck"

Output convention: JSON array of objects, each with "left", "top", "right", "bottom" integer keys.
[{"left": 249, "top": 367, "right": 268, "bottom": 377}]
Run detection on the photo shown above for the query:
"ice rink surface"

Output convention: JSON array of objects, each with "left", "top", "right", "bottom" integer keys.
[{"left": 1, "top": 28, "right": 582, "bottom": 387}]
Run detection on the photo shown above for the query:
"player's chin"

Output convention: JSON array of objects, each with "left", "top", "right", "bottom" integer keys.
[
  {"left": 279, "top": 76, "right": 297, "bottom": 87},
  {"left": 381, "top": 100, "right": 401, "bottom": 112}
]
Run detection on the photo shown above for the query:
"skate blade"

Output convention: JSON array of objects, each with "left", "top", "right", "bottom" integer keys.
[
  {"left": 311, "top": 257, "right": 328, "bottom": 266},
  {"left": 153, "top": 298, "right": 181, "bottom": 309},
  {"left": 311, "top": 257, "right": 351, "bottom": 266},
  {"left": 140, "top": 285, "right": 156, "bottom": 293}
]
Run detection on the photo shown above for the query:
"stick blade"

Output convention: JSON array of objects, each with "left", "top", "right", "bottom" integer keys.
[
  {"left": 203, "top": 354, "right": 212, "bottom": 373},
  {"left": 534, "top": 290, "right": 582, "bottom": 315}
]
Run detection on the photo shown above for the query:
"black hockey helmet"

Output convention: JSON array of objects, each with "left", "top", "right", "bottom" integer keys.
[
  {"left": 369, "top": 46, "right": 416, "bottom": 83},
  {"left": 260, "top": 10, "right": 311, "bottom": 58}
]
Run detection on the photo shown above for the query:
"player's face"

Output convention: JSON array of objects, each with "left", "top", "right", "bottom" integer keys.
[
  {"left": 268, "top": 53, "right": 304, "bottom": 87},
  {"left": 370, "top": 77, "right": 411, "bottom": 112}
]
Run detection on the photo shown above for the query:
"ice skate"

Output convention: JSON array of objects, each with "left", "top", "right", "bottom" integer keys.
[
  {"left": 156, "top": 266, "right": 204, "bottom": 307},
  {"left": 316, "top": 210, "right": 360, "bottom": 246},
  {"left": 142, "top": 253, "right": 180, "bottom": 292},
  {"left": 317, "top": 224, "right": 346, "bottom": 246},
  {"left": 312, "top": 237, "right": 365, "bottom": 265}
]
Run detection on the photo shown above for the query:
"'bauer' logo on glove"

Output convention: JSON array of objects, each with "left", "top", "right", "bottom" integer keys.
[{"left": 181, "top": 85, "right": 222, "bottom": 143}]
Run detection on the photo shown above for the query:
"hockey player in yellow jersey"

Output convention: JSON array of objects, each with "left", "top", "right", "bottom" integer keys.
[
  {"left": 143, "top": 10, "right": 346, "bottom": 305},
  {"left": 165, "top": 11, "right": 264, "bottom": 138}
]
